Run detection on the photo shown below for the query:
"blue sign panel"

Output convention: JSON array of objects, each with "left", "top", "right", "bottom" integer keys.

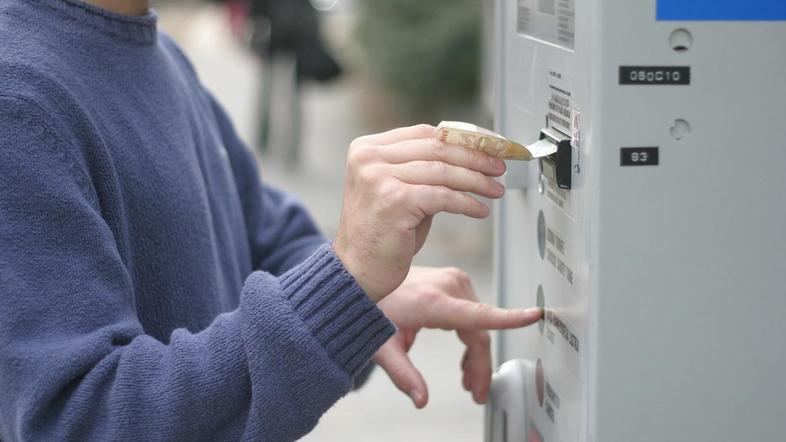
[{"left": 657, "top": 0, "right": 786, "bottom": 21}]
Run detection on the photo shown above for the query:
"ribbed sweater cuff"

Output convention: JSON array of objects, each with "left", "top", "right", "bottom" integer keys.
[{"left": 279, "top": 244, "right": 395, "bottom": 377}]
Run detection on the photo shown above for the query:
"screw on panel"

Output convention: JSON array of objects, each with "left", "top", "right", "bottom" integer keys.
[
  {"left": 670, "top": 119, "right": 692, "bottom": 140},
  {"left": 669, "top": 29, "right": 693, "bottom": 53}
]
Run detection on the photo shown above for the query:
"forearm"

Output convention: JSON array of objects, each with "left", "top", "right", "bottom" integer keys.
[{"left": 4, "top": 246, "right": 393, "bottom": 441}]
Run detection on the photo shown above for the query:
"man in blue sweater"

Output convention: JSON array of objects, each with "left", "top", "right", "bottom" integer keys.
[{"left": 0, "top": 0, "right": 541, "bottom": 440}]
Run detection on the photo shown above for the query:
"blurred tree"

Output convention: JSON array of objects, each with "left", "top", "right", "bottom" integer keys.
[{"left": 356, "top": 0, "right": 482, "bottom": 123}]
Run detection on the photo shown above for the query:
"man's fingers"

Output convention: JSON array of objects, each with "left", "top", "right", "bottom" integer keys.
[
  {"left": 461, "top": 350, "right": 471, "bottom": 391},
  {"left": 407, "top": 185, "right": 490, "bottom": 219},
  {"left": 373, "top": 339, "right": 429, "bottom": 409},
  {"left": 354, "top": 124, "right": 437, "bottom": 147},
  {"left": 458, "top": 329, "right": 492, "bottom": 404},
  {"left": 390, "top": 161, "right": 505, "bottom": 199},
  {"left": 429, "top": 298, "right": 543, "bottom": 330},
  {"left": 378, "top": 138, "right": 506, "bottom": 177}
]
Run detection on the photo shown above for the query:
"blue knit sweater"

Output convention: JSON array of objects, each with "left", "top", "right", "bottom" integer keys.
[{"left": 0, "top": 1, "right": 395, "bottom": 440}]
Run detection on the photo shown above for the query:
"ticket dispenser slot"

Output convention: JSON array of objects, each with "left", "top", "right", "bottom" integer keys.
[{"left": 538, "top": 128, "right": 572, "bottom": 190}]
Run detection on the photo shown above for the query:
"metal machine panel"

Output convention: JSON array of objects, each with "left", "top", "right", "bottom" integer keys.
[{"left": 489, "top": 1, "right": 786, "bottom": 441}]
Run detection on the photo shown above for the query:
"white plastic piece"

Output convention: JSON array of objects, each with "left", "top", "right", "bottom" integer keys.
[{"left": 485, "top": 359, "right": 532, "bottom": 442}]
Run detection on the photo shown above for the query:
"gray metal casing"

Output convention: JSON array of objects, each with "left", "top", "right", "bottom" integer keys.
[{"left": 492, "top": 1, "right": 786, "bottom": 441}]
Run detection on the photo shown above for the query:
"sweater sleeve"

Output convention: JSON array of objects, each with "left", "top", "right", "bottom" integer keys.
[
  {"left": 206, "top": 93, "right": 326, "bottom": 276},
  {"left": 0, "top": 97, "right": 394, "bottom": 441},
  {"left": 205, "top": 93, "right": 380, "bottom": 389}
]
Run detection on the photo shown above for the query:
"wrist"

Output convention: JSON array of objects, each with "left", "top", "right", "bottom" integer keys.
[{"left": 331, "top": 240, "right": 385, "bottom": 303}]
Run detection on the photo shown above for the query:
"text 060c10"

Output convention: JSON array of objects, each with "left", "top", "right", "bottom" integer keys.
[{"left": 619, "top": 66, "right": 690, "bottom": 85}]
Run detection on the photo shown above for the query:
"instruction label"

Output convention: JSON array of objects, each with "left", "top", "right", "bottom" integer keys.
[
  {"left": 545, "top": 179, "right": 568, "bottom": 211},
  {"left": 546, "top": 310, "right": 579, "bottom": 353},
  {"left": 545, "top": 225, "right": 574, "bottom": 286},
  {"left": 544, "top": 381, "right": 561, "bottom": 424},
  {"left": 517, "top": 0, "right": 576, "bottom": 50},
  {"left": 547, "top": 69, "right": 573, "bottom": 135},
  {"left": 544, "top": 309, "right": 581, "bottom": 380}
]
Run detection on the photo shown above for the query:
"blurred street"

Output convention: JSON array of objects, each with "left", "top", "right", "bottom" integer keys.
[{"left": 158, "top": 3, "right": 494, "bottom": 441}]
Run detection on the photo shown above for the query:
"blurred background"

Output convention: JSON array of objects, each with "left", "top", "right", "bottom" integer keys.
[{"left": 157, "top": 0, "right": 495, "bottom": 439}]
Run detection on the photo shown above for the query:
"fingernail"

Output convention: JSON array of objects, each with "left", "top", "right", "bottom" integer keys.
[
  {"left": 524, "top": 307, "right": 544, "bottom": 320},
  {"left": 409, "top": 389, "right": 423, "bottom": 407},
  {"left": 492, "top": 180, "right": 505, "bottom": 195},
  {"left": 490, "top": 156, "right": 505, "bottom": 171}
]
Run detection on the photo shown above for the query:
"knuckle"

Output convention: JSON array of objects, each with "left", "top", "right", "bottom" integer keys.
[
  {"left": 465, "top": 193, "right": 482, "bottom": 210},
  {"left": 456, "top": 270, "right": 471, "bottom": 287},
  {"left": 378, "top": 179, "right": 405, "bottom": 204},
  {"left": 467, "top": 147, "right": 485, "bottom": 166},
  {"left": 431, "top": 186, "right": 453, "bottom": 209},
  {"left": 348, "top": 144, "right": 375, "bottom": 168},
  {"left": 430, "top": 160, "right": 449, "bottom": 177},
  {"left": 415, "top": 123, "right": 435, "bottom": 137},
  {"left": 346, "top": 146, "right": 361, "bottom": 170},
  {"left": 464, "top": 167, "right": 483, "bottom": 185},
  {"left": 443, "top": 273, "right": 464, "bottom": 293},
  {"left": 355, "top": 165, "right": 377, "bottom": 186},
  {"left": 472, "top": 303, "right": 491, "bottom": 325},
  {"left": 433, "top": 185, "right": 451, "bottom": 198},
  {"left": 429, "top": 137, "right": 445, "bottom": 151},
  {"left": 351, "top": 135, "right": 372, "bottom": 149},
  {"left": 389, "top": 366, "right": 411, "bottom": 385},
  {"left": 421, "top": 289, "right": 443, "bottom": 305},
  {"left": 390, "top": 189, "right": 408, "bottom": 206},
  {"left": 445, "top": 266, "right": 462, "bottom": 275},
  {"left": 444, "top": 266, "right": 465, "bottom": 282},
  {"left": 475, "top": 171, "right": 490, "bottom": 189}
]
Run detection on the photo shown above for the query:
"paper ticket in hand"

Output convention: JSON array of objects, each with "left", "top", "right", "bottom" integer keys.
[{"left": 436, "top": 121, "right": 556, "bottom": 161}]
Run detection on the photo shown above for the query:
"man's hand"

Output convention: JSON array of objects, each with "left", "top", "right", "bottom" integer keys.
[
  {"left": 373, "top": 267, "right": 542, "bottom": 408},
  {"left": 333, "top": 124, "right": 507, "bottom": 302}
]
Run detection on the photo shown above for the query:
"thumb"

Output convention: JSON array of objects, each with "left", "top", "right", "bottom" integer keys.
[
  {"left": 373, "top": 339, "right": 429, "bottom": 408},
  {"left": 414, "top": 215, "right": 433, "bottom": 254}
]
